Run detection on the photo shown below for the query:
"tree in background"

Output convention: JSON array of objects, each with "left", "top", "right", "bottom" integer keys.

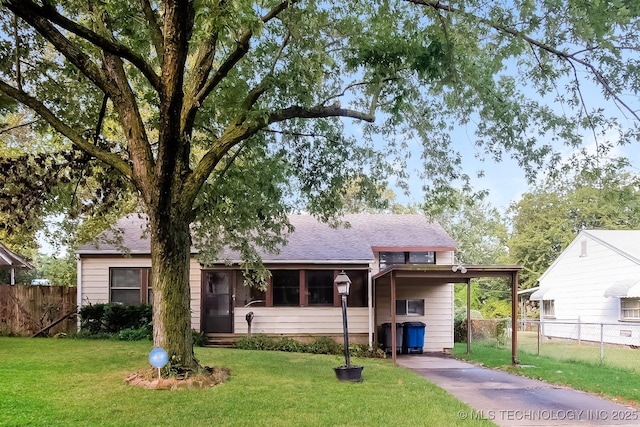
[
  {"left": 1, "top": 1, "right": 638, "bottom": 371},
  {"left": 508, "top": 157, "right": 640, "bottom": 289},
  {"left": 434, "top": 191, "right": 512, "bottom": 318}
]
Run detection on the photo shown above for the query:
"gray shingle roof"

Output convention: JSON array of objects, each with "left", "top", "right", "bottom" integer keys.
[{"left": 76, "top": 213, "right": 456, "bottom": 261}]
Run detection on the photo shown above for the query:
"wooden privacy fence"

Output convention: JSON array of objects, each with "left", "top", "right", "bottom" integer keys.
[{"left": 0, "top": 284, "right": 77, "bottom": 337}]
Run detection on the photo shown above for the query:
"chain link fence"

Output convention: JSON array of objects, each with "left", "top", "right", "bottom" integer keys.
[{"left": 461, "top": 318, "right": 640, "bottom": 373}]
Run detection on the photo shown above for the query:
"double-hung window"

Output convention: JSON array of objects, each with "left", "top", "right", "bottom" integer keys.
[
  {"left": 542, "top": 300, "right": 555, "bottom": 318},
  {"left": 110, "top": 268, "right": 151, "bottom": 305},
  {"left": 621, "top": 298, "right": 640, "bottom": 321}
]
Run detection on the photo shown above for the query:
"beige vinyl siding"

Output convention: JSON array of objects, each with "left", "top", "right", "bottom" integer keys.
[
  {"left": 188, "top": 258, "right": 201, "bottom": 331},
  {"left": 80, "top": 256, "right": 202, "bottom": 331},
  {"left": 233, "top": 307, "right": 368, "bottom": 335},
  {"left": 435, "top": 251, "right": 454, "bottom": 265},
  {"left": 375, "top": 279, "right": 454, "bottom": 352}
]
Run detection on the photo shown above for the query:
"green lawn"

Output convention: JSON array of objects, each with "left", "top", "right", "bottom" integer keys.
[
  {"left": 0, "top": 338, "right": 494, "bottom": 427},
  {"left": 516, "top": 331, "right": 640, "bottom": 373},
  {"left": 454, "top": 342, "right": 640, "bottom": 405}
]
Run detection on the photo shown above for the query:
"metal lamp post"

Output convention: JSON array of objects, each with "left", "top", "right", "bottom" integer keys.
[
  {"left": 333, "top": 271, "right": 363, "bottom": 382},
  {"left": 335, "top": 270, "right": 352, "bottom": 367}
]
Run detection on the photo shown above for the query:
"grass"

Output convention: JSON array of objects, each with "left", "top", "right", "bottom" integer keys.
[
  {"left": 517, "top": 331, "right": 640, "bottom": 373},
  {"left": 453, "top": 342, "right": 640, "bottom": 406},
  {"left": 0, "top": 338, "right": 495, "bottom": 427}
]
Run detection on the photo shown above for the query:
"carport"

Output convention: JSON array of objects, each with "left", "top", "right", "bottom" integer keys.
[{"left": 372, "top": 265, "right": 522, "bottom": 364}]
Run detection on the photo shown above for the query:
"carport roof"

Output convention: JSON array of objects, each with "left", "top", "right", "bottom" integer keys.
[{"left": 372, "top": 264, "right": 522, "bottom": 281}]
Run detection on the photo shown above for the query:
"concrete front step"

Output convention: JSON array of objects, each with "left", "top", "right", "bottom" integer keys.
[{"left": 204, "top": 333, "right": 240, "bottom": 348}]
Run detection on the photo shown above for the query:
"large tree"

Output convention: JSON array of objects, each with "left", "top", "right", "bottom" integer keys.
[{"left": 1, "top": 1, "right": 638, "bottom": 370}]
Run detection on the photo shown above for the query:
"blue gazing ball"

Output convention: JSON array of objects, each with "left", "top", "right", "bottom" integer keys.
[{"left": 149, "top": 347, "right": 169, "bottom": 368}]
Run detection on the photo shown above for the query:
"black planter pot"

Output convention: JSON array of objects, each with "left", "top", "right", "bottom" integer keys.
[{"left": 334, "top": 365, "right": 364, "bottom": 382}]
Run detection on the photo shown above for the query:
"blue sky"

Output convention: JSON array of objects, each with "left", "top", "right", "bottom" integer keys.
[
  {"left": 394, "top": 128, "right": 640, "bottom": 211},
  {"left": 388, "top": 73, "right": 640, "bottom": 211}
]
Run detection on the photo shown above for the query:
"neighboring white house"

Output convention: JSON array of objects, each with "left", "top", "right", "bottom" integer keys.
[{"left": 531, "top": 230, "right": 640, "bottom": 346}]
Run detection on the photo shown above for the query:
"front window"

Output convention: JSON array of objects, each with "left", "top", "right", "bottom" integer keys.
[
  {"left": 621, "top": 298, "right": 640, "bottom": 321},
  {"left": 307, "top": 270, "right": 334, "bottom": 306},
  {"left": 268, "top": 269, "right": 368, "bottom": 308},
  {"left": 379, "top": 251, "right": 436, "bottom": 269},
  {"left": 110, "top": 268, "right": 151, "bottom": 304},
  {"left": 543, "top": 300, "right": 555, "bottom": 318},
  {"left": 272, "top": 270, "right": 300, "bottom": 306}
]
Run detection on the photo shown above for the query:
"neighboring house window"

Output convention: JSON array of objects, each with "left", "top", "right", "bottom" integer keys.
[
  {"left": 379, "top": 251, "right": 436, "bottom": 269},
  {"left": 621, "top": 298, "right": 640, "bottom": 321},
  {"left": 272, "top": 270, "right": 300, "bottom": 306},
  {"left": 543, "top": 300, "right": 555, "bottom": 318},
  {"left": 396, "top": 299, "right": 425, "bottom": 316},
  {"left": 307, "top": 270, "right": 334, "bottom": 306},
  {"left": 110, "top": 267, "right": 151, "bottom": 305}
]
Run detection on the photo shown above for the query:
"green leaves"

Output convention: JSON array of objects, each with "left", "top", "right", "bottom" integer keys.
[{"left": 507, "top": 159, "right": 640, "bottom": 289}]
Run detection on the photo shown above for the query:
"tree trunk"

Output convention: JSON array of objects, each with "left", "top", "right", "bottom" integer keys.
[{"left": 149, "top": 210, "right": 199, "bottom": 371}]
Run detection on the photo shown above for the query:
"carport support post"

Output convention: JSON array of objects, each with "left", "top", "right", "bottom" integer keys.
[
  {"left": 391, "top": 270, "right": 397, "bottom": 364},
  {"left": 511, "top": 271, "right": 519, "bottom": 365},
  {"left": 466, "top": 279, "right": 471, "bottom": 355}
]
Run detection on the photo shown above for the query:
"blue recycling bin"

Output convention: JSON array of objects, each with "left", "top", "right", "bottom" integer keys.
[
  {"left": 403, "top": 321, "right": 426, "bottom": 354},
  {"left": 381, "top": 322, "right": 403, "bottom": 354}
]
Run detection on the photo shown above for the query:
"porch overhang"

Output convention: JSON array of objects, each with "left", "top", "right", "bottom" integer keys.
[
  {"left": 604, "top": 279, "right": 640, "bottom": 298},
  {"left": 372, "top": 264, "right": 522, "bottom": 365}
]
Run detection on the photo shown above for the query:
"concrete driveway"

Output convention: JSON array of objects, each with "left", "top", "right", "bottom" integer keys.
[{"left": 396, "top": 353, "right": 639, "bottom": 427}]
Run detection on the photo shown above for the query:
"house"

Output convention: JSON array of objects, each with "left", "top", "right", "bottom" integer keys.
[
  {"left": 531, "top": 230, "right": 640, "bottom": 345},
  {"left": 76, "top": 213, "right": 521, "bottom": 357},
  {"left": 0, "top": 241, "right": 33, "bottom": 285}
]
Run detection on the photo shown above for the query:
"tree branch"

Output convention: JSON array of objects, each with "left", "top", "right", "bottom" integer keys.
[
  {"left": 405, "top": 0, "right": 640, "bottom": 121},
  {"left": 13, "top": 14, "right": 22, "bottom": 91},
  {"left": 4, "top": 4, "right": 115, "bottom": 99},
  {"left": 270, "top": 105, "right": 376, "bottom": 124},
  {"left": 140, "top": 0, "right": 164, "bottom": 64},
  {"left": 192, "top": 1, "right": 297, "bottom": 110},
  {"left": 4, "top": 0, "right": 161, "bottom": 90},
  {"left": 0, "top": 79, "right": 133, "bottom": 178},
  {"left": 0, "top": 120, "right": 39, "bottom": 136},
  {"left": 186, "top": 100, "right": 376, "bottom": 205},
  {"left": 89, "top": 2, "right": 156, "bottom": 198}
]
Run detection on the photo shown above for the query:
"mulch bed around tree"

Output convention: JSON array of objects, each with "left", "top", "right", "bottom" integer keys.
[{"left": 125, "top": 366, "right": 230, "bottom": 390}]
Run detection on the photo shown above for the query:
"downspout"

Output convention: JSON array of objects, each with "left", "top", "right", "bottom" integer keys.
[
  {"left": 76, "top": 254, "right": 82, "bottom": 331},
  {"left": 367, "top": 268, "right": 373, "bottom": 348}
]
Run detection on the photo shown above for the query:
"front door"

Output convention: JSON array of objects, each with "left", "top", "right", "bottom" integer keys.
[{"left": 202, "top": 271, "right": 233, "bottom": 333}]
